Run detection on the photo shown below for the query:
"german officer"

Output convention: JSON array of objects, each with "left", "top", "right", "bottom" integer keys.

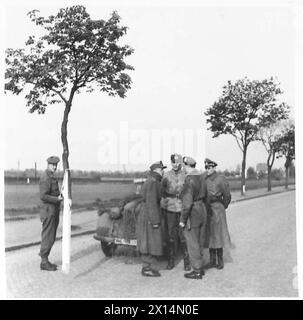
[
  {"left": 179, "top": 156, "right": 208, "bottom": 279},
  {"left": 204, "top": 158, "right": 231, "bottom": 270},
  {"left": 39, "top": 156, "right": 63, "bottom": 271},
  {"left": 161, "top": 154, "right": 190, "bottom": 271},
  {"left": 137, "top": 161, "right": 166, "bottom": 277}
]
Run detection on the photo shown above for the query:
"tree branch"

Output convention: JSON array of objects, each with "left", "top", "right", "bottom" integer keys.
[{"left": 231, "top": 133, "right": 244, "bottom": 152}]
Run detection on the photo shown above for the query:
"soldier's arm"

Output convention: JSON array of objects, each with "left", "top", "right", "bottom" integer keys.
[
  {"left": 180, "top": 179, "right": 194, "bottom": 225},
  {"left": 39, "top": 176, "right": 60, "bottom": 204},
  {"left": 145, "top": 180, "right": 161, "bottom": 225},
  {"left": 221, "top": 177, "right": 231, "bottom": 209},
  {"left": 200, "top": 176, "right": 208, "bottom": 202},
  {"left": 161, "top": 176, "right": 168, "bottom": 197}
]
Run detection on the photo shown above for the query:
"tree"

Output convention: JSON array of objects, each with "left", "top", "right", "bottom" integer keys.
[
  {"left": 246, "top": 166, "right": 257, "bottom": 180},
  {"left": 5, "top": 6, "right": 134, "bottom": 197},
  {"left": 257, "top": 121, "right": 288, "bottom": 191},
  {"left": 205, "top": 77, "right": 289, "bottom": 195},
  {"left": 276, "top": 120, "right": 295, "bottom": 189}
]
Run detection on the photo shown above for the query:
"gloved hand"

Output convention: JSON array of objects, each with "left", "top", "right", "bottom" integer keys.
[
  {"left": 152, "top": 223, "right": 160, "bottom": 229},
  {"left": 179, "top": 222, "right": 185, "bottom": 228}
]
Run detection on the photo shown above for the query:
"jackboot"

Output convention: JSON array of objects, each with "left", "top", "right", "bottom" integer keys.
[
  {"left": 180, "top": 242, "right": 191, "bottom": 271},
  {"left": 166, "top": 242, "right": 175, "bottom": 270},
  {"left": 205, "top": 248, "right": 217, "bottom": 269},
  {"left": 216, "top": 248, "right": 224, "bottom": 270}
]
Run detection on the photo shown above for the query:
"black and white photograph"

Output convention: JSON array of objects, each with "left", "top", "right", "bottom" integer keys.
[{"left": 0, "top": 0, "right": 302, "bottom": 301}]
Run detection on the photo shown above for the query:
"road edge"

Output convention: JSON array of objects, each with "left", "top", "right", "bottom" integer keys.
[{"left": 5, "top": 187, "right": 295, "bottom": 252}]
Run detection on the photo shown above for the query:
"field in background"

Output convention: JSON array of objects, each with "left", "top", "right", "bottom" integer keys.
[
  {"left": 5, "top": 182, "right": 136, "bottom": 212},
  {"left": 4, "top": 178, "right": 295, "bottom": 217}
]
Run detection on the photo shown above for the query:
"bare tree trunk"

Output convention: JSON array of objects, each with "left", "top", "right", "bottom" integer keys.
[
  {"left": 267, "top": 166, "right": 272, "bottom": 191},
  {"left": 285, "top": 165, "right": 289, "bottom": 189},
  {"left": 267, "top": 151, "right": 275, "bottom": 192},
  {"left": 61, "top": 102, "right": 72, "bottom": 198},
  {"left": 241, "top": 146, "right": 247, "bottom": 195}
]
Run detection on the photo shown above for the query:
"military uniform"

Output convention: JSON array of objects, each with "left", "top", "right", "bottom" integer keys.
[
  {"left": 161, "top": 156, "right": 189, "bottom": 270},
  {"left": 137, "top": 161, "right": 166, "bottom": 277},
  {"left": 180, "top": 157, "right": 208, "bottom": 279},
  {"left": 39, "top": 156, "right": 61, "bottom": 271},
  {"left": 204, "top": 158, "right": 231, "bottom": 270}
]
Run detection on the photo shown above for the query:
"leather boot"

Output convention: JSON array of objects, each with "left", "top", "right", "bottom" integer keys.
[
  {"left": 180, "top": 242, "right": 191, "bottom": 271},
  {"left": 216, "top": 248, "right": 224, "bottom": 270},
  {"left": 166, "top": 242, "right": 175, "bottom": 270},
  {"left": 205, "top": 248, "right": 217, "bottom": 269},
  {"left": 40, "top": 260, "right": 57, "bottom": 271},
  {"left": 141, "top": 267, "right": 161, "bottom": 277},
  {"left": 184, "top": 270, "right": 203, "bottom": 280}
]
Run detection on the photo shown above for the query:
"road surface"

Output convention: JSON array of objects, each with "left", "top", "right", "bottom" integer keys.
[{"left": 5, "top": 191, "right": 297, "bottom": 298}]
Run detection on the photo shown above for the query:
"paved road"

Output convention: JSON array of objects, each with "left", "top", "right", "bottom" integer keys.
[
  {"left": 5, "top": 191, "right": 297, "bottom": 298},
  {"left": 5, "top": 185, "right": 295, "bottom": 249}
]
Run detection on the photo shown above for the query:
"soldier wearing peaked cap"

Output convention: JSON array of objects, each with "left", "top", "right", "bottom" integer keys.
[
  {"left": 161, "top": 154, "right": 190, "bottom": 271},
  {"left": 204, "top": 158, "right": 231, "bottom": 270},
  {"left": 136, "top": 161, "right": 166, "bottom": 277},
  {"left": 38, "top": 156, "right": 63, "bottom": 271},
  {"left": 179, "top": 156, "right": 208, "bottom": 279}
]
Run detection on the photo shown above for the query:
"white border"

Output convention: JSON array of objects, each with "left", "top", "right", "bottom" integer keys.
[{"left": 1, "top": 0, "right": 302, "bottom": 300}]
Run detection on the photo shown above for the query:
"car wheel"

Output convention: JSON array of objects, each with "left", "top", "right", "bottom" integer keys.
[{"left": 101, "top": 241, "right": 117, "bottom": 257}]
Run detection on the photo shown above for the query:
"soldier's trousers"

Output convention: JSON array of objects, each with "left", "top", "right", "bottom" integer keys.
[
  {"left": 183, "top": 223, "right": 206, "bottom": 272},
  {"left": 141, "top": 254, "right": 158, "bottom": 270},
  {"left": 39, "top": 209, "right": 60, "bottom": 260},
  {"left": 163, "top": 210, "right": 186, "bottom": 246}
]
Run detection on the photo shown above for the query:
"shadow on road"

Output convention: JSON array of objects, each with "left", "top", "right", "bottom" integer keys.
[{"left": 74, "top": 256, "right": 109, "bottom": 279}]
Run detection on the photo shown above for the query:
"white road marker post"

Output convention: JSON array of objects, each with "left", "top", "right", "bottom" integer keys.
[{"left": 61, "top": 169, "right": 72, "bottom": 274}]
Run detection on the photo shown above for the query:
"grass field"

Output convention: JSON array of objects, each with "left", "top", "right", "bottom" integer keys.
[
  {"left": 5, "top": 182, "right": 135, "bottom": 211},
  {"left": 4, "top": 178, "right": 295, "bottom": 217}
]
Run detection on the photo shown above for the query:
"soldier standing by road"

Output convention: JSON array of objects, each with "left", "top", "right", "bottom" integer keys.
[
  {"left": 161, "top": 153, "right": 190, "bottom": 271},
  {"left": 136, "top": 161, "right": 167, "bottom": 277},
  {"left": 204, "top": 158, "right": 231, "bottom": 270},
  {"left": 39, "top": 156, "right": 63, "bottom": 271},
  {"left": 179, "top": 156, "right": 208, "bottom": 280}
]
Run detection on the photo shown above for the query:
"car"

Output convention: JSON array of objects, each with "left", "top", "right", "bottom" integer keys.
[{"left": 93, "top": 178, "right": 146, "bottom": 257}]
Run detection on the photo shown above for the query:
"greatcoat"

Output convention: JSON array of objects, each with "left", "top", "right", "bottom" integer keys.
[
  {"left": 136, "top": 171, "right": 163, "bottom": 256},
  {"left": 204, "top": 171, "right": 232, "bottom": 248}
]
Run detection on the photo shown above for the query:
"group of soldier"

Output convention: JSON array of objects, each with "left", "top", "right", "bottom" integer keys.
[
  {"left": 137, "top": 154, "right": 232, "bottom": 280},
  {"left": 37, "top": 154, "right": 232, "bottom": 279}
]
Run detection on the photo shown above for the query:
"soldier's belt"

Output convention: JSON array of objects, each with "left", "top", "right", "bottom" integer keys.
[
  {"left": 209, "top": 197, "right": 223, "bottom": 204},
  {"left": 193, "top": 197, "right": 204, "bottom": 202},
  {"left": 166, "top": 194, "right": 180, "bottom": 199}
]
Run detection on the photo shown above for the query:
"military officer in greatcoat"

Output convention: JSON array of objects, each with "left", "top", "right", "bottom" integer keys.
[
  {"left": 204, "top": 158, "right": 231, "bottom": 270},
  {"left": 136, "top": 161, "right": 167, "bottom": 277},
  {"left": 179, "top": 156, "right": 208, "bottom": 280},
  {"left": 39, "top": 156, "right": 62, "bottom": 271},
  {"left": 161, "top": 153, "right": 190, "bottom": 271}
]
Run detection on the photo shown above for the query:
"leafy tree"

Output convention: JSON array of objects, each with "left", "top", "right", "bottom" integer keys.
[
  {"left": 271, "top": 168, "right": 284, "bottom": 181},
  {"left": 289, "top": 163, "right": 295, "bottom": 178},
  {"left": 5, "top": 6, "right": 134, "bottom": 197},
  {"left": 205, "top": 77, "right": 289, "bottom": 195},
  {"left": 246, "top": 166, "right": 257, "bottom": 180},
  {"left": 257, "top": 121, "right": 288, "bottom": 191},
  {"left": 276, "top": 120, "right": 295, "bottom": 189}
]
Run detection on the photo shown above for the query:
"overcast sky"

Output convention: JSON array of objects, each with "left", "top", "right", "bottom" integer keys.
[{"left": 2, "top": 0, "right": 296, "bottom": 172}]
